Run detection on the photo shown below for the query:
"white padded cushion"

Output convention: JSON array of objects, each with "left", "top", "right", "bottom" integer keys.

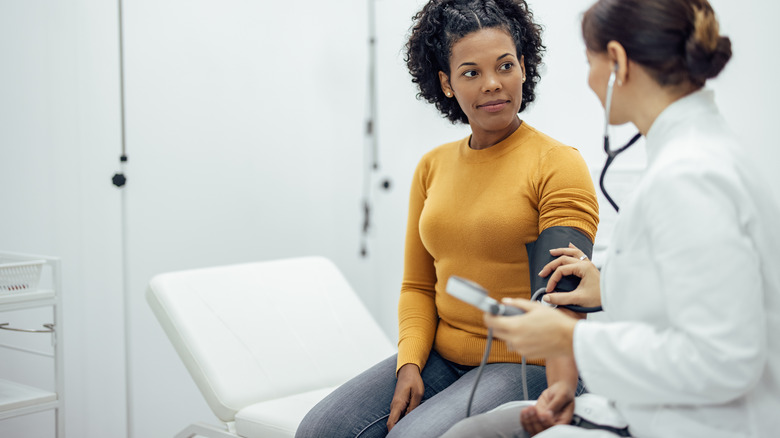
[
  {"left": 146, "top": 256, "right": 395, "bottom": 423},
  {"left": 234, "top": 387, "right": 337, "bottom": 438}
]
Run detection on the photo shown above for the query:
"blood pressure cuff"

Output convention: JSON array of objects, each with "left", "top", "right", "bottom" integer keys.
[{"left": 525, "top": 226, "right": 593, "bottom": 294}]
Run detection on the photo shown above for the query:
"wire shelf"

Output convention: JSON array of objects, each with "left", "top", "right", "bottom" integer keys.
[{"left": 0, "top": 258, "right": 45, "bottom": 294}]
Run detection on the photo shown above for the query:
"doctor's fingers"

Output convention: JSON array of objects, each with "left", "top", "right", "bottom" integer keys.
[
  {"left": 485, "top": 302, "right": 552, "bottom": 342},
  {"left": 490, "top": 321, "right": 532, "bottom": 353},
  {"left": 548, "top": 244, "right": 586, "bottom": 260},
  {"left": 542, "top": 289, "right": 587, "bottom": 307},
  {"left": 547, "top": 265, "right": 602, "bottom": 308},
  {"left": 544, "top": 260, "right": 590, "bottom": 292},
  {"left": 538, "top": 254, "right": 583, "bottom": 278},
  {"left": 520, "top": 406, "right": 550, "bottom": 436},
  {"left": 484, "top": 310, "right": 527, "bottom": 339}
]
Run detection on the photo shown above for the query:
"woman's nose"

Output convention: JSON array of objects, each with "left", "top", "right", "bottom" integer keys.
[{"left": 482, "top": 73, "right": 501, "bottom": 92}]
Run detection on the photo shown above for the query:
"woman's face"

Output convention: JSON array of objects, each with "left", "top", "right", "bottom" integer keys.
[
  {"left": 586, "top": 49, "right": 630, "bottom": 126},
  {"left": 586, "top": 50, "right": 611, "bottom": 108},
  {"left": 439, "top": 27, "right": 525, "bottom": 146}
]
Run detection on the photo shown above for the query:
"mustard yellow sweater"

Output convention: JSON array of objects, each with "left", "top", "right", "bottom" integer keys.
[{"left": 397, "top": 122, "right": 599, "bottom": 372}]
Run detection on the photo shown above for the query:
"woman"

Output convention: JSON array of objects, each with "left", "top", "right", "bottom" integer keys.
[
  {"left": 295, "top": 1, "right": 598, "bottom": 437},
  {"left": 442, "top": 0, "right": 780, "bottom": 436}
]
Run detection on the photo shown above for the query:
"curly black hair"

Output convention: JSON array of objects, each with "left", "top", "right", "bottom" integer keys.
[{"left": 405, "top": 0, "right": 545, "bottom": 124}]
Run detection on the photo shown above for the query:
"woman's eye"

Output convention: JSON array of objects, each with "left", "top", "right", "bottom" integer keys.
[
  {"left": 463, "top": 70, "right": 477, "bottom": 78},
  {"left": 499, "top": 62, "right": 513, "bottom": 71}
]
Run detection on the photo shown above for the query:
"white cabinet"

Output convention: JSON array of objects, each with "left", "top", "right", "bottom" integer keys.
[{"left": 0, "top": 252, "right": 64, "bottom": 437}]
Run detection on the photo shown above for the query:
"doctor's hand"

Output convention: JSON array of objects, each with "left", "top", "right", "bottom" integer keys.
[
  {"left": 539, "top": 243, "right": 602, "bottom": 308},
  {"left": 485, "top": 299, "right": 578, "bottom": 359},
  {"left": 520, "top": 381, "right": 577, "bottom": 436},
  {"left": 387, "top": 363, "right": 424, "bottom": 431}
]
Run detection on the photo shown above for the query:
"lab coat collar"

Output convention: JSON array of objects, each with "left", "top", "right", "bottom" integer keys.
[{"left": 644, "top": 88, "right": 718, "bottom": 164}]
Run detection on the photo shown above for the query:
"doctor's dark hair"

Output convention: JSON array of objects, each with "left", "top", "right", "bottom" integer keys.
[
  {"left": 405, "top": 0, "right": 544, "bottom": 124},
  {"left": 582, "top": 0, "right": 731, "bottom": 88}
]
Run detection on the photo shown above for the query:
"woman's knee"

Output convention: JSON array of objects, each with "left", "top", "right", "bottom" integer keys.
[
  {"left": 295, "top": 355, "right": 398, "bottom": 438},
  {"left": 295, "top": 400, "right": 336, "bottom": 438}
]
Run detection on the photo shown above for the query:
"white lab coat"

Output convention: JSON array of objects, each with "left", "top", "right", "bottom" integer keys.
[{"left": 569, "top": 89, "right": 780, "bottom": 437}]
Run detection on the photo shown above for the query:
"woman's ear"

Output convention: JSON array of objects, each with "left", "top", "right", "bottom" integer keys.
[
  {"left": 606, "top": 41, "right": 628, "bottom": 85},
  {"left": 439, "top": 71, "right": 454, "bottom": 97},
  {"left": 519, "top": 55, "right": 526, "bottom": 83}
]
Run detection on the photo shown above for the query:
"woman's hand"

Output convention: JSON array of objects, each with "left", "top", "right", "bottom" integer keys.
[
  {"left": 387, "top": 363, "right": 425, "bottom": 431},
  {"left": 520, "top": 381, "right": 577, "bottom": 436},
  {"left": 538, "top": 243, "right": 602, "bottom": 308},
  {"left": 484, "top": 299, "right": 578, "bottom": 359}
]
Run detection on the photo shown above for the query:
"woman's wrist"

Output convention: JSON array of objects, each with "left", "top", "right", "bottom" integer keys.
[
  {"left": 545, "top": 351, "right": 580, "bottom": 388},
  {"left": 559, "top": 317, "right": 579, "bottom": 357},
  {"left": 397, "top": 363, "right": 421, "bottom": 377}
]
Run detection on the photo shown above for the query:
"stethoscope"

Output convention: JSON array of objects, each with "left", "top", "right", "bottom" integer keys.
[{"left": 599, "top": 66, "right": 642, "bottom": 212}]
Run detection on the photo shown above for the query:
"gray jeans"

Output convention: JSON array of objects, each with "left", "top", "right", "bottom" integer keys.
[{"left": 295, "top": 350, "right": 569, "bottom": 438}]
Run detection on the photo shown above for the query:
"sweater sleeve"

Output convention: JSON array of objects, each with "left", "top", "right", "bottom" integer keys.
[
  {"left": 396, "top": 158, "right": 438, "bottom": 374},
  {"left": 536, "top": 146, "right": 599, "bottom": 241}
]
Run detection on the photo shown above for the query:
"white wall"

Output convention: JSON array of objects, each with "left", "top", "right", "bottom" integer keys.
[
  {"left": 1, "top": 1, "right": 125, "bottom": 437},
  {"left": 122, "top": 1, "right": 370, "bottom": 436},
  {"left": 0, "top": 1, "right": 777, "bottom": 437}
]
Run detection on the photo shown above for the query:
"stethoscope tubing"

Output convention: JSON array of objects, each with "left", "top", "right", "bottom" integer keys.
[{"left": 601, "top": 68, "right": 642, "bottom": 213}]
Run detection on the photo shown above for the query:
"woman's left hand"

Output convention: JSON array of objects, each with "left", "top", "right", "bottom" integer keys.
[{"left": 484, "top": 299, "right": 578, "bottom": 359}]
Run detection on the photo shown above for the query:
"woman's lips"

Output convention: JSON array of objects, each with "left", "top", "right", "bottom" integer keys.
[{"left": 478, "top": 100, "right": 509, "bottom": 113}]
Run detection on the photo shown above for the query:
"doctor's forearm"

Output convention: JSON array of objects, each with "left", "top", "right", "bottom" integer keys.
[{"left": 545, "top": 354, "right": 580, "bottom": 390}]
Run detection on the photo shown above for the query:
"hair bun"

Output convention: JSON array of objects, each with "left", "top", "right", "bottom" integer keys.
[{"left": 685, "top": 5, "right": 732, "bottom": 84}]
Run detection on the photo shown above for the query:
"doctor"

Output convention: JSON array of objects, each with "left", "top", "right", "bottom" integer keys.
[{"left": 441, "top": 0, "right": 780, "bottom": 436}]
